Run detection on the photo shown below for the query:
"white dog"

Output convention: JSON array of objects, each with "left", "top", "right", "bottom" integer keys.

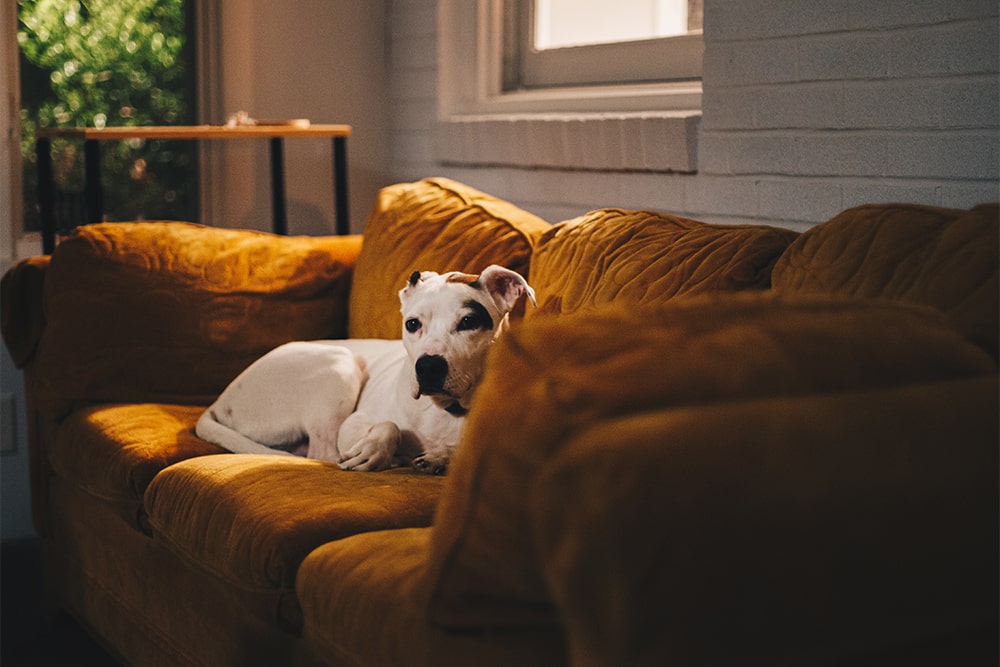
[{"left": 195, "top": 265, "right": 535, "bottom": 474}]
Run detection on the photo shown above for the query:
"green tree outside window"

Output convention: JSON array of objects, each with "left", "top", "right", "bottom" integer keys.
[{"left": 18, "top": 0, "right": 198, "bottom": 233}]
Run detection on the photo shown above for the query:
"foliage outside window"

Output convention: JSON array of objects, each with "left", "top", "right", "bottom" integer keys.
[{"left": 17, "top": 0, "right": 197, "bottom": 233}]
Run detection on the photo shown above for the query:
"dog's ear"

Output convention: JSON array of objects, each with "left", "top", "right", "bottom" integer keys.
[
  {"left": 400, "top": 271, "right": 422, "bottom": 304},
  {"left": 400, "top": 270, "right": 432, "bottom": 302},
  {"left": 478, "top": 265, "right": 536, "bottom": 314}
]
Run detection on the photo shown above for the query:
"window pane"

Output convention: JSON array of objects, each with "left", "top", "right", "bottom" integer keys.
[
  {"left": 535, "top": 0, "right": 700, "bottom": 50},
  {"left": 508, "top": 0, "right": 704, "bottom": 90}
]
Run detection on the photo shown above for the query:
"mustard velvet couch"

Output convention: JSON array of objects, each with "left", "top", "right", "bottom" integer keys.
[{"left": 2, "top": 177, "right": 997, "bottom": 666}]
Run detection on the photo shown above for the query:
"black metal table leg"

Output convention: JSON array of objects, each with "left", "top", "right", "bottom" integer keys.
[
  {"left": 269, "top": 137, "right": 288, "bottom": 235},
  {"left": 36, "top": 137, "right": 56, "bottom": 254},
  {"left": 333, "top": 136, "right": 349, "bottom": 236},
  {"left": 84, "top": 139, "right": 103, "bottom": 223}
]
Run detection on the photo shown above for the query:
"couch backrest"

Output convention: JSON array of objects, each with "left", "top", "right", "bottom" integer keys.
[
  {"left": 28, "top": 222, "right": 362, "bottom": 416},
  {"left": 347, "top": 178, "right": 551, "bottom": 339},
  {"left": 526, "top": 209, "right": 800, "bottom": 319},
  {"left": 772, "top": 203, "right": 999, "bottom": 359}
]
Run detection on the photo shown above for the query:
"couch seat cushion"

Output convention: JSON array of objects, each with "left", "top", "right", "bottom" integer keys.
[
  {"left": 49, "top": 403, "right": 223, "bottom": 527},
  {"left": 144, "top": 455, "right": 445, "bottom": 631},
  {"left": 425, "top": 294, "right": 998, "bottom": 630},
  {"left": 527, "top": 208, "right": 799, "bottom": 318},
  {"left": 348, "top": 178, "right": 551, "bottom": 339},
  {"left": 297, "top": 527, "right": 566, "bottom": 667}
]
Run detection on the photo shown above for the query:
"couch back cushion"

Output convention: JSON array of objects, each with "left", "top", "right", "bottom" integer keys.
[
  {"left": 772, "top": 203, "right": 999, "bottom": 359},
  {"left": 348, "top": 178, "right": 550, "bottom": 339},
  {"left": 33, "top": 222, "right": 362, "bottom": 416},
  {"left": 526, "top": 209, "right": 800, "bottom": 318},
  {"left": 424, "top": 294, "right": 997, "bottom": 630}
]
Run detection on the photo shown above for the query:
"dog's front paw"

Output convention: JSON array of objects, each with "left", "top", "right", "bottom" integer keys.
[
  {"left": 412, "top": 453, "right": 449, "bottom": 476},
  {"left": 339, "top": 438, "right": 394, "bottom": 471},
  {"left": 338, "top": 423, "right": 399, "bottom": 472}
]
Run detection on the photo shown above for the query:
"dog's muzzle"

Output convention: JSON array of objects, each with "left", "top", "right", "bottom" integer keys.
[{"left": 415, "top": 354, "right": 449, "bottom": 396}]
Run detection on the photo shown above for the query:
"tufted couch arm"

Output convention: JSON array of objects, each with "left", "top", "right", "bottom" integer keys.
[
  {"left": 290, "top": 294, "right": 997, "bottom": 665},
  {"left": 421, "top": 293, "right": 997, "bottom": 628}
]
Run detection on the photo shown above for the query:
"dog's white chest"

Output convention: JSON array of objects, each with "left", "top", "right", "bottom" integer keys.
[{"left": 338, "top": 339, "right": 465, "bottom": 456}]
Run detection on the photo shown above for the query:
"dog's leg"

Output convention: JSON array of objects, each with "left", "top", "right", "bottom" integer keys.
[
  {"left": 336, "top": 412, "right": 401, "bottom": 471},
  {"left": 305, "top": 416, "right": 350, "bottom": 462},
  {"left": 412, "top": 445, "right": 453, "bottom": 476},
  {"left": 196, "top": 410, "right": 296, "bottom": 456}
]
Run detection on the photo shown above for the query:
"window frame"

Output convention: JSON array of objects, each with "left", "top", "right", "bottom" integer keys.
[
  {"left": 439, "top": 0, "right": 703, "bottom": 118},
  {"left": 3, "top": 1, "right": 31, "bottom": 261},
  {"left": 4, "top": 0, "right": 221, "bottom": 259},
  {"left": 437, "top": 0, "right": 703, "bottom": 173}
]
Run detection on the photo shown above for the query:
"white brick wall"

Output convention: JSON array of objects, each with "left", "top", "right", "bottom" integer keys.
[{"left": 386, "top": 0, "right": 999, "bottom": 231}]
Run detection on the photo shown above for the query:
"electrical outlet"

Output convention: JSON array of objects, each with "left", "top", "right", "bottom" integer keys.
[{"left": 1, "top": 393, "right": 16, "bottom": 455}]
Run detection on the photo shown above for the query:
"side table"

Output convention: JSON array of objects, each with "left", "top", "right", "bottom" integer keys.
[{"left": 34, "top": 123, "right": 352, "bottom": 253}]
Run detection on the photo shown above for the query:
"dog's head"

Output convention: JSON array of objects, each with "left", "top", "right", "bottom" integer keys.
[{"left": 398, "top": 265, "right": 535, "bottom": 413}]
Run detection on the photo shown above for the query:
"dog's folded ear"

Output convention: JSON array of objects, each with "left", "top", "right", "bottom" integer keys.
[{"left": 478, "top": 265, "right": 537, "bottom": 313}]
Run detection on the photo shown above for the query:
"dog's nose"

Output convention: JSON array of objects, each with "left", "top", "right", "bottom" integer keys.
[{"left": 415, "top": 354, "right": 449, "bottom": 394}]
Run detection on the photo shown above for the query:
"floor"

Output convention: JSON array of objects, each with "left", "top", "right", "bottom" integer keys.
[{"left": 1, "top": 539, "right": 119, "bottom": 666}]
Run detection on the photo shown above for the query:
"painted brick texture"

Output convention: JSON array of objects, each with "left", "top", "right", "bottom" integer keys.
[{"left": 388, "top": 0, "right": 998, "bottom": 230}]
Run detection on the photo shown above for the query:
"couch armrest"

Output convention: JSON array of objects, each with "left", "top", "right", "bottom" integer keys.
[
  {"left": 2, "top": 255, "right": 50, "bottom": 367},
  {"left": 424, "top": 294, "right": 997, "bottom": 631},
  {"left": 24, "top": 222, "right": 362, "bottom": 417},
  {"left": 532, "top": 377, "right": 999, "bottom": 666}
]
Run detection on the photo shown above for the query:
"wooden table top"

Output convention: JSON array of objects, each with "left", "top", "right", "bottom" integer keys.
[{"left": 35, "top": 123, "right": 352, "bottom": 140}]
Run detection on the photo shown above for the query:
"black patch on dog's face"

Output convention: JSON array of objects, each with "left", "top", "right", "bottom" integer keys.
[{"left": 456, "top": 300, "right": 494, "bottom": 332}]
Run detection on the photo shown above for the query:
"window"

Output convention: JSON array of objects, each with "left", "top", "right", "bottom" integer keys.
[
  {"left": 506, "top": 0, "right": 703, "bottom": 90},
  {"left": 437, "top": 0, "right": 703, "bottom": 173},
  {"left": 534, "top": 0, "right": 695, "bottom": 48}
]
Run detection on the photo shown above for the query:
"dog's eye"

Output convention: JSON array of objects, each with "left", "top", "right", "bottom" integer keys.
[
  {"left": 405, "top": 318, "right": 421, "bottom": 333},
  {"left": 456, "top": 314, "right": 481, "bottom": 332}
]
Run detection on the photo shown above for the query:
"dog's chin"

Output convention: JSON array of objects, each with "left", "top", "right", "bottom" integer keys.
[
  {"left": 430, "top": 393, "right": 472, "bottom": 417},
  {"left": 413, "top": 381, "right": 446, "bottom": 400},
  {"left": 413, "top": 385, "right": 472, "bottom": 413},
  {"left": 415, "top": 387, "right": 457, "bottom": 405}
]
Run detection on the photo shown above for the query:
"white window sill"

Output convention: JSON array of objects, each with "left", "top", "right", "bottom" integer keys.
[
  {"left": 436, "top": 1, "right": 702, "bottom": 174},
  {"left": 436, "top": 111, "right": 700, "bottom": 173}
]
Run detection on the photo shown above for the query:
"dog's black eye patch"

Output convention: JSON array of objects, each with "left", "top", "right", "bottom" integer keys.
[
  {"left": 405, "top": 318, "right": 421, "bottom": 333},
  {"left": 457, "top": 301, "right": 493, "bottom": 332}
]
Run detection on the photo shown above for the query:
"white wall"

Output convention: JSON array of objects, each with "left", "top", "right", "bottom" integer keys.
[
  {"left": 388, "top": 0, "right": 999, "bottom": 230},
  {"left": 204, "top": 1, "right": 389, "bottom": 235}
]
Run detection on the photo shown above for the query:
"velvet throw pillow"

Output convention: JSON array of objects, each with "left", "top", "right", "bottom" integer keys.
[
  {"left": 347, "top": 178, "right": 550, "bottom": 339},
  {"left": 527, "top": 208, "right": 800, "bottom": 318},
  {"left": 772, "top": 203, "right": 999, "bottom": 359}
]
